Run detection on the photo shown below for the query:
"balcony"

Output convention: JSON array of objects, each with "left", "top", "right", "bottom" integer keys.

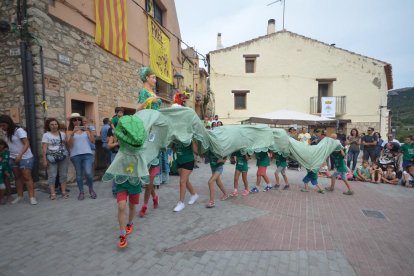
[{"left": 310, "top": 96, "right": 346, "bottom": 116}]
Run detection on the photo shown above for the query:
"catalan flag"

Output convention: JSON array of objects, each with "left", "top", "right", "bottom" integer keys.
[{"left": 95, "top": 0, "right": 129, "bottom": 61}]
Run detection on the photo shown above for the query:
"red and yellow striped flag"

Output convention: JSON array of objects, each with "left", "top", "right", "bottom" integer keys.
[{"left": 95, "top": 0, "right": 129, "bottom": 61}]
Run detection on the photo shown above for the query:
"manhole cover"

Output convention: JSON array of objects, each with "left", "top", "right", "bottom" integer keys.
[{"left": 361, "top": 209, "right": 386, "bottom": 219}]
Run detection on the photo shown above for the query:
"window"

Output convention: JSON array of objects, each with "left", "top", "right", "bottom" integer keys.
[
  {"left": 243, "top": 54, "right": 259, "bottom": 73},
  {"left": 316, "top": 78, "right": 336, "bottom": 113},
  {"left": 146, "top": 0, "right": 163, "bottom": 25},
  {"left": 154, "top": 1, "right": 163, "bottom": 25},
  {"left": 232, "top": 90, "right": 249, "bottom": 110}
]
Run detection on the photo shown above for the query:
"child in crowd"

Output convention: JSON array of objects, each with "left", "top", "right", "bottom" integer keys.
[
  {"left": 301, "top": 169, "right": 325, "bottom": 193},
  {"left": 273, "top": 152, "right": 290, "bottom": 190},
  {"left": 0, "top": 139, "right": 12, "bottom": 204},
  {"left": 354, "top": 160, "right": 371, "bottom": 182},
  {"left": 381, "top": 165, "right": 399, "bottom": 185},
  {"left": 230, "top": 150, "right": 250, "bottom": 197},
  {"left": 400, "top": 164, "right": 414, "bottom": 188},
  {"left": 206, "top": 151, "right": 230, "bottom": 208},
  {"left": 370, "top": 162, "right": 383, "bottom": 183},
  {"left": 318, "top": 162, "right": 331, "bottom": 177},
  {"left": 250, "top": 151, "right": 272, "bottom": 193},
  {"left": 326, "top": 137, "right": 354, "bottom": 195},
  {"left": 400, "top": 135, "right": 414, "bottom": 169},
  {"left": 0, "top": 147, "right": 11, "bottom": 204},
  {"left": 111, "top": 107, "right": 124, "bottom": 129}
]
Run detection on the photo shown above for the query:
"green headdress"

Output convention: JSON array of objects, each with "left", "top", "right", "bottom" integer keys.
[
  {"left": 139, "top": 66, "right": 154, "bottom": 82},
  {"left": 115, "top": 115, "right": 147, "bottom": 151}
]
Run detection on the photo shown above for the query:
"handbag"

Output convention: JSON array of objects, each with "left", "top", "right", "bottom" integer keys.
[{"left": 47, "top": 132, "right": 67, "bottom": 163}]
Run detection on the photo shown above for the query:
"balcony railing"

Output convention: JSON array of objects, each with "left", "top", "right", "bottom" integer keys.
[{"left": 310, "top": 96, "right": 346, "bottom": 115}]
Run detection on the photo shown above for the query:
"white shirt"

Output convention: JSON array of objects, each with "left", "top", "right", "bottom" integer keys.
[
  {"left": 298, "top": 133, "right": 311, "bottom": 144},
  {"left": 5, "top": 128, "right": 33, "bottom": 159},
  {"left": 42, "top": 131, "right": 68, "bottom": 153}
]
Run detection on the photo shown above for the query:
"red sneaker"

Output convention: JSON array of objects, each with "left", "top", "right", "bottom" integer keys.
[
  {"left": 153, "top": 195, "right": 159, "bottom": 209},
  {"left": 126, "top": 224, "right": 134, "bottom": 235},
  {"left": 139, "top": 205, "right": 147, "bottom": 218},
  {"left": 118, "top": 235, "right": 127, "bottom": 248}
]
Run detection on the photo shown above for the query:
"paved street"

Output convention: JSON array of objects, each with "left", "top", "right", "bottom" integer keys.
[{"left": 1, "top": 161, "right": 414, "bottom": 276}]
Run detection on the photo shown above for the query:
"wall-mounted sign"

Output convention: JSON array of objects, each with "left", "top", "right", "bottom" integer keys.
[
  {"left": 45, "top": 75, "right": 61, "bottom": 91},
  {"left": 9, "top": 48, "right": 21, "bottom": 56},
  {"left": 58, "top": 53, "right": 71, "bottom": 65}
]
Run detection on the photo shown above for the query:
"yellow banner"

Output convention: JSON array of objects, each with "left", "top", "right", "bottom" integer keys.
[{"left": 148, "top": 17, "right": 173, "bottom": 84}]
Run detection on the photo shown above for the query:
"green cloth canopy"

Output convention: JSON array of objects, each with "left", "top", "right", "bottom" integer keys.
[{"left": 103, "top": 107, "right": 341, "bottom": 185}]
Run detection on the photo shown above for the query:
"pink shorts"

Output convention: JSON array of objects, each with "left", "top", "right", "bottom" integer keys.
[
  {"left": 117, "top": 192, "right": 139, "bottom": 204},
  {"left": 149, "top": 166, "right": 160, "bottom": 177},
  {"left": 257, "top": 166, "right": 267, "bottom": 176}
]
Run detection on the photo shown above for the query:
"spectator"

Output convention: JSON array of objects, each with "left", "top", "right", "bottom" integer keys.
[
  {"left": 211, "top": 121, "right": 217, "bottom": 130},
  {"left": 336, "top": 128, "right": 346, "bottom": 146},
  {"left": 381, "top": 133, "right": 401, "bottom": 147},
  {"left": 212, "top": 114, "right": 219, "bottom": 125},
  {"left": 370, "top": 162, "right": 382, "bottom": 183},
  {"left": 346, "top": 128, "right": 360, "bottom": 171},
  {"left": 0, "top": 139, "right": 12, "bottom": 204},
  {"left": 288, "top": 127, "right": 297, "bottom": 139},
  {"left": 381, "top": 165, "right": 399, "bottom": 185},
  {"left": 373, "top": 132, "right": 384, "bottom": 161},
  {"left": 111, "top": 107, "right": 124, "bottom": 129},
  {"left": 399, "top": 164, "right": 414, "bottom": 188},
  {"left": 399, "top": 135, "right": 414, "bottom": 169},
  {"left": 0, "top": 115, "right": 37, "bottom": 205},
  {"left": 354, "top": 160, "right": 371, "bottom": 182},
  {"left": 361, "top": 127, "right": 377, "bottom": 162},
  {"left": 310, "top": 129, "right": 321, "bottom": 145},
  {"left": 216, "top": 121, "right": 223, "bottom": 127},
  {"left": 66, "top": 113, "right": 96, "bottom": 200},
  {"left": 100, "top": 118, "right": 111, "bottom": 167},
  {"left": 41, "top": 118, "right": 69, "bottom": 200},
  {"left": 298, "top": 127, "right": 311, "bottom": 145}
]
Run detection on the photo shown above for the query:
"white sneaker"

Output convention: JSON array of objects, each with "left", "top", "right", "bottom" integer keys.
[
  {"left": 173, "top": 201, "right": 185, "bottom": 212},
  {"left": 188, "top": 194, "right": 199, "bottom": 205},
  {"left": 29, "top": 197, "right": 38, "bottom": 205},
  {"left": 11, "top": 196, "right": 23, "bottom": 204}
]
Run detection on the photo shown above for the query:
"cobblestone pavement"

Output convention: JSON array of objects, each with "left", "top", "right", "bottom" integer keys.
[{"left": 1, "top": 161, "right": 413, "bottom": 276}]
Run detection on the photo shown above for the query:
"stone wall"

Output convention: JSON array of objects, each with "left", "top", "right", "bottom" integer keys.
[
  {"left": 2, "top": 0, "right": 147, "bottom": 181},
  {"left": 0, "top": 1, "right": 24, "bottom": 125}
]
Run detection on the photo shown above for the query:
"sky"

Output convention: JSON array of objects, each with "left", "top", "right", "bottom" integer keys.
[{"left": 175, "top": 0, "right": 414, "bottom": 89}]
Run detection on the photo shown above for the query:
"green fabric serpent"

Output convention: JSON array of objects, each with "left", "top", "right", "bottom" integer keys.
[{"left": 103, "top": 107, "right": 341, "bottom": 185}]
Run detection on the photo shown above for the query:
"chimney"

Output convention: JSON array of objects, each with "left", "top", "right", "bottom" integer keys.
[
  {"left": 267, "top": 19, "right": 275, "bottom": 35},
  {"left": 216, "top": 33, "right": 223, "bottom": 50}
]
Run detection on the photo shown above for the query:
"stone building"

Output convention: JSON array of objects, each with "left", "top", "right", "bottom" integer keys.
[
  {"left": 208, "top": 19, "right": 393, "bottom": 134},
  {"left": 0, "top": 0, "right": 182, "bottom": 179}
]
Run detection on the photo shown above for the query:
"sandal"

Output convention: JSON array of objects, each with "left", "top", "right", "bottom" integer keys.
[
  {"left": 50, "top": 194, "right": 57, "bottom": 200},
  {"left": 220, "top": 194, "right": 230, "bottom": 201},
  {"left": 241, "top": 190, "right": 250, "bottom": 196},
  {"left": 206, "top": 200, "right": 215, "bottom": 208},
  {"left": 61, "top": 193, "right": 69, "bottom": 199}
]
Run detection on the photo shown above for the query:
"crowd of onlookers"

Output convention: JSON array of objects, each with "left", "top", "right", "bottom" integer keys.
[
  {"left": 1, "top": 111, "right": 413, "bottom": 206},
  {"left": 0, "top": 107, "right": 130, "bottom": 205},
  {"left": 288, "top": 126, "right": 414, "bottom": 187}
]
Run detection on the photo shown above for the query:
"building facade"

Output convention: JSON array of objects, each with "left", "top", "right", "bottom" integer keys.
[
  {"left": 0, "top": 0, "right": 182, "bottom": 178},
  {"left": 208, "top": 20, "right": 393, "bottom": 134}
]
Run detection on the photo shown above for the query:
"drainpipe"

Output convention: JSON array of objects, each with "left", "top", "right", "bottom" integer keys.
[
  {"left": 40, "top": 46, "right": 46, "bottom": 119},
  {"left": 19, "top": 0, "right": 39, "bottom": 181}
]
